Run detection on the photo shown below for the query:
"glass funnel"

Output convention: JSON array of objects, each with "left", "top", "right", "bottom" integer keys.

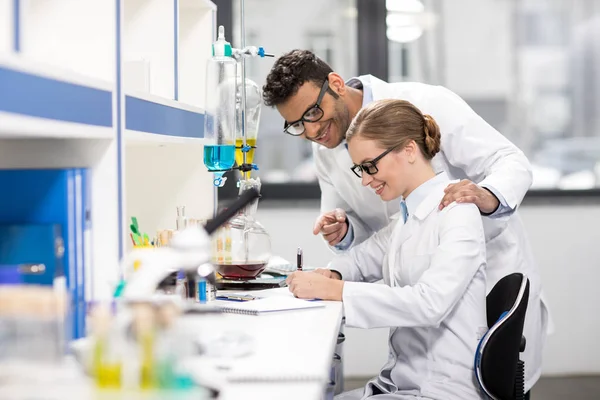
[
  {"left": 212, "top": 178, "right": 271, "bottom": 279},
  {"left": 235, "top": 78, "right": 262, "bottom": 180}
]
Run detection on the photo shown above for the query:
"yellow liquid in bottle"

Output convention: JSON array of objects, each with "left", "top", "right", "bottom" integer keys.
[
  {"left": 93, "top": 342, "right": 122, "bottom": 389},
  {"left": 97, "top": 364, "right": 122, "bottom": 388},
  {"left": 139, "top": 334, "right": 156, "bottom": 390},
  {"left": 235, "top": 137, "right": 257, "bottom": 179}
]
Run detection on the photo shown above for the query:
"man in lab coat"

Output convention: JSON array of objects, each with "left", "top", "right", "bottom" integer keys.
[{"left": 262, "top": 50, "right": 549, "bottom": 394}]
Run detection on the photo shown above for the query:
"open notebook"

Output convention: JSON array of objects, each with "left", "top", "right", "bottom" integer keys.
[{"left": 215, "top": 296, "right": 324, "bottom": 315}]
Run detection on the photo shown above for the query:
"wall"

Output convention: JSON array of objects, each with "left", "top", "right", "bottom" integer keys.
[
  {"left": 256, "top": 201, "right": 600, "bottom": 377},
  {"left": 441, "top": 0, "right": 514, "bottom": 99}
]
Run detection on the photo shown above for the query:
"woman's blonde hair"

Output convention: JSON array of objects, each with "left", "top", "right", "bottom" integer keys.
[{"left": 346, "top": 99, "right": 441, "bottom": 160}]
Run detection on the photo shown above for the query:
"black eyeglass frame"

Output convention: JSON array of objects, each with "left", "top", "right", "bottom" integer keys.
[
  {"left": 282, "top": 79, "right": 330, "bottom": 136},
  {"left": 350, "top": 146, "right": 400, "bottom": 178}
]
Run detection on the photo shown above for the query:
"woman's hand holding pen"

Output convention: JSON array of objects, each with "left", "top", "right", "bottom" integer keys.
[{"left": 286, "top": 271, "right": 344, "bottom": 301}]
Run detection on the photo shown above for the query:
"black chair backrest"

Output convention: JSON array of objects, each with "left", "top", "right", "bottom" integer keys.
[{"left": 477, "top": 273, "right": 529, "bottom": 400}]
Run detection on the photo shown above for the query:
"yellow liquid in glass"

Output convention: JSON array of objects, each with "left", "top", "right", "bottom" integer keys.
[
  {"left": 96, "top": 364, "right": 122, "bottom": 388},
  {"left": 93, "top": 342, "right": 122, "bottom": 389},
  {"left": 139, "top": 334, "right": 156, "bottom": 390},
  {"left": 235, "top": 138, "right": 257, "bottom": 179}
]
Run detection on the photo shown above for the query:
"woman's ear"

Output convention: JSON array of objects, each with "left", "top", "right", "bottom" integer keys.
[{"left": 404, "top": 141, "right": 417, "bottom": 164}]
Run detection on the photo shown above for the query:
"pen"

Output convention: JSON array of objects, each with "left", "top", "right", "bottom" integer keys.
[{"left": 297, "top": 247, "right": 303, "bottom": 271}]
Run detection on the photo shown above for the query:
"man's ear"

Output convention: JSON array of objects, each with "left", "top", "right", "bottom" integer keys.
[{"left": 328, "top": 72, "right": 346, "bottom": 95}]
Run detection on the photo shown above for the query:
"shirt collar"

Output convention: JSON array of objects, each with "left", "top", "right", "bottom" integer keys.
[
  {"left": 404, "top": 172, "right": 449, "bottom": 216},
  {"left": 343, "top": 77, "right": 374, "bottom": 150},
  {"left": 345, "top": 77, "right": 374, "bottom": 108}
]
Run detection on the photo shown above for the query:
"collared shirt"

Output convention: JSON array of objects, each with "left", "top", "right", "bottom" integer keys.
[
  {"left": 405, "top": 172, "right": 449, "bottom": 217},
  {"left": 479, "top": 185, "right": 511, "bottom": 217},
  {"left": 346, "top": 77, "right": 374, "bottom": 107}
]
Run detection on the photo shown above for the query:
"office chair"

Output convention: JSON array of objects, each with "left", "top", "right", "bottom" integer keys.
[{"left": 475, "top": 273, "right": 530, "bottom": 400}]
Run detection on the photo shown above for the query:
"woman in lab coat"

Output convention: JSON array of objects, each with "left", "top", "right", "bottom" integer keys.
[{"left": 286, "top": 99, "right": 488, "bottom": 400}]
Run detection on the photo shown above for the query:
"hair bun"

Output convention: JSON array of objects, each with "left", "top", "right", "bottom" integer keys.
[{"left": 423, "top": 114, "right": 441, "bottom": 158}]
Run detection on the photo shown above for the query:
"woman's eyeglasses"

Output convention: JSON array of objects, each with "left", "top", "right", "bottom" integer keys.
[{"left": 350, "top": 146, "right": 399, "bottom": 178}]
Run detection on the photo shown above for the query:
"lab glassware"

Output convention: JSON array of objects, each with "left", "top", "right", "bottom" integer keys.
[
  {"left": 203, "top": 26, "right": 237, "bottom": 187},
  {"left": 203, "top": 144, "right": 236, "bottom": 172},
  {"left": 213, "top": 178, "right": 271, "bottom": 279},
  {"left": 235, "top": 77, "right": 262, "bottom": 179}
]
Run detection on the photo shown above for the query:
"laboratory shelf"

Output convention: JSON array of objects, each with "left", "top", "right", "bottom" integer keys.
[
  {"left": 0, "top": 112, "right": 114, "bottom": 140},
  {"left": 0, "top": 0, "right": 216, "bottom": 301},
  {"left": 0, "top": 53, "right": 114, "bottom": 94},
  {"left": 125, "top": 129, "right": 206, "bottom": 146},
  {"left": 0, "top": 55, "right": 114, "bottom": 140},
  {"left": 125, "top": 90, "right": 205, "bottom": 143}
]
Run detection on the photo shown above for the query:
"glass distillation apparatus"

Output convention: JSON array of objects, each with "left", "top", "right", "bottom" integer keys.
[
  {"left": 203, "top": 25, "right": 274, "bottom": 279},
  {"left": 203, "top": 26, "right": 271, "bottom": 187},
  {"left": 203, "top": 26, "right": 237, "bottom": 187}
]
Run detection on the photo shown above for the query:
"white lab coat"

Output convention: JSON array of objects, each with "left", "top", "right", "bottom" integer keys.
[
  {"left": 315, "top": 75, "right": 549, "bottom": 391},
  {"left": 331, "top": 175, "right": 487, "bottom": 400}
]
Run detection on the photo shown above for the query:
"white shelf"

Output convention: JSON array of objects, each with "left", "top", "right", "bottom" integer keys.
[
  {"left": 0, "top": 54, "right": 115, "bottom": 140},
  {"left": 125, "top": 129, "right": 205, "bottom": 146},
  {"left": 125, "top": 89, "right": 205, "bottom": 142},
  {"left": 0, "top": 0, "right": 12, "bottom": 54},
  {"left": 126, "top": 89, "right": 205, "bottom": 113},
  {"left": 0, "top": 52, "right": 114, "bottom": 91},
  {"left": 0, "top": 112, "right": 114, "bottom": 140},
  {"left": 124, "top": 86, "right": 214, "bottom": 247},
  {"left": 0, "top": 138, "right": 112, "bottom": 169},
  {"left": 19, "top": 0, "right": 116, "bottom": 83},
  {"left": 123, "top": 0, "right": 175, "bottom": 98},
  {"left": 178, "top": 0, "right": 214, "bottom": 108}
]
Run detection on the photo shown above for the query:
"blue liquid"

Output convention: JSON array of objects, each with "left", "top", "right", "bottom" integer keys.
[
  {"left": 197, "top": 280, "right": 207, "bottom": 303},
  {"left": 203, "top": 145, "right": 236, "bottom": 171}
]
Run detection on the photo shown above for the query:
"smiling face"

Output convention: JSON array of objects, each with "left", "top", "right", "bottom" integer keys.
[
  {"left": 347, "top": 135, "right": 419, "bottom": 201},
  {"left": 276, "top": 77, "right": 351, "bottom": 149}
]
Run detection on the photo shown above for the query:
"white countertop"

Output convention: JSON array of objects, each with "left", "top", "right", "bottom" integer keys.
[
  {"left": 183, "top": 287, "right": 344, "bottom": 399},
  {"left": 218, "top": 382, "right": 325, "bottom": 400},
  {"left": 0, "top": 288, "right": 344, "bottom": 400}
]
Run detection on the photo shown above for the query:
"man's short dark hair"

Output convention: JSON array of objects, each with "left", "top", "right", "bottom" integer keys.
[{"left": 263, "top": 50, "right": 334, "bottom": 107}]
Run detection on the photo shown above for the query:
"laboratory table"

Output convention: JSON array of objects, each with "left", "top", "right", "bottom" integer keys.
[
  {"left": 0, "top": 288, "right": 345, "bottom": 400},
  {"left": 182, "top": 287, "right": 345, "bottom": 400}
]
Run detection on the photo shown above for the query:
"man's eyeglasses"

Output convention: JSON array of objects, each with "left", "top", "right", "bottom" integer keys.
[
  {"left": 283, "top": 80, "right": 329, "bottom": 136},
  {"left": 350, "top": 146, "right": 399, "bottom": 178}
]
